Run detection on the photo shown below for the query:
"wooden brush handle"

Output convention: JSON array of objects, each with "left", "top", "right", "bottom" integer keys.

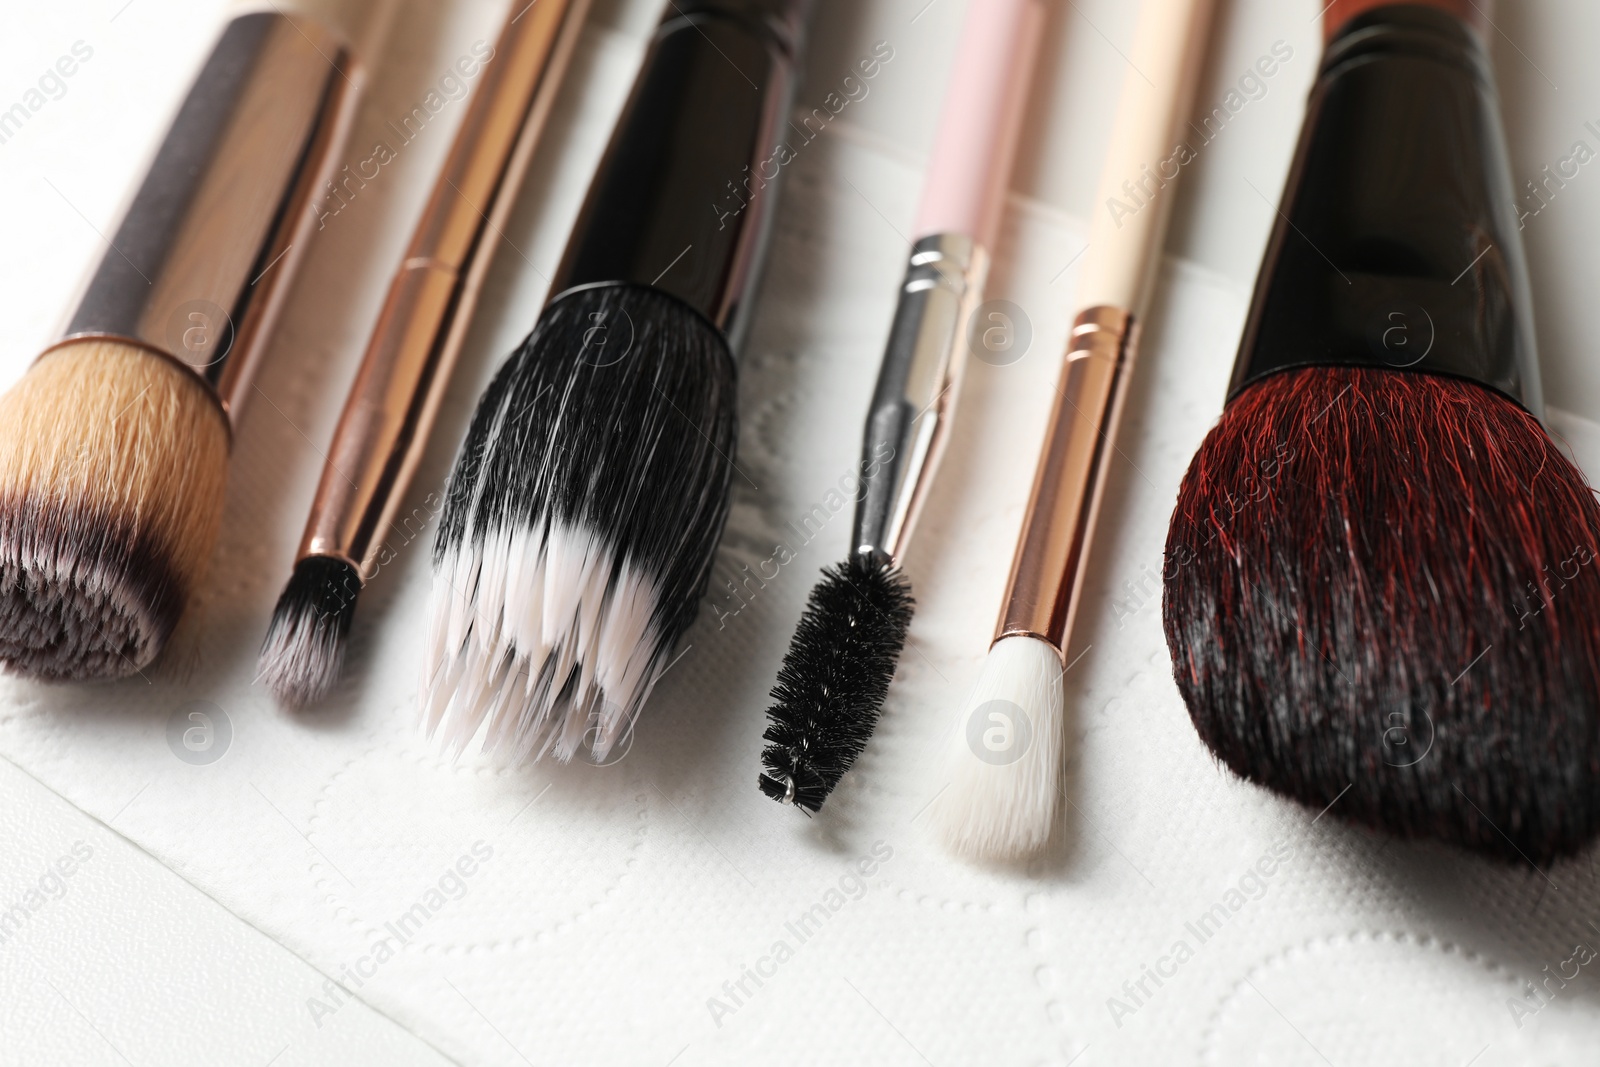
[{"left": 1323, "top": 0, "right": 1487, "bottom": 40}]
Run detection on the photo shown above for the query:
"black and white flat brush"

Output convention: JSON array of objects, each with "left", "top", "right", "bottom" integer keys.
[
  {"left": 422, "top": 0, "right": 813, "bottom": 764},
  {"left": 759, "top": 0, "right": 1047, "bottom": 812}
]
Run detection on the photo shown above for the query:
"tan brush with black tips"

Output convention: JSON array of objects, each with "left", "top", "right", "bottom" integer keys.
[{"left": 0, "top": 0, "right": 387, "bottom": 680}]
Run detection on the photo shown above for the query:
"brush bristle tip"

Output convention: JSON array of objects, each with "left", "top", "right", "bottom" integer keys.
[
  {"left": 0, "top": 340, "right": 229, "bottom": 680},
  {"left": 256, "top": 556, "right": 361, "bottom": 707},
  {"left": 933, "top": 634, "right": 1064, "bottom": 861},
  {"left": 1166, "top": 368, "right": 1600, "bottom": 863},
  {"left": 760, "top": 555, "right": 914, "bottom": 812},
  {"left": 420, "top": 286, "right": 736, "bottom": 765}
]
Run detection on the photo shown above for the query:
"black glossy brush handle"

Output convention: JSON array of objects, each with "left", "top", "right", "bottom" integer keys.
[
  {"left": 549, "top": 0, "right": 813, "bottom": 353},
  {"left": 1229, "top": 5, "right": 1539, "bottom": 413}
]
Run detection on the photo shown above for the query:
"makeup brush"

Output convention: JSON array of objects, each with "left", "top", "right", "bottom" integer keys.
[
  {"left": 257, "top": 0, "right": 590, "bottom": 706},
  {"left": 1165, "top": 0, "right": 1600, "bottom": 863},
  {"left": 421, "top": 0, "right": 813, "bottom": 764},
  {"left": 757, "top": 0, "right": 1046, "bottom": 813},
  {"left": 933, "top": 0, "right": 1216, "bottom": 859},
  {"left": 0, "top": 1, "right": 384, "bottom": 680}
]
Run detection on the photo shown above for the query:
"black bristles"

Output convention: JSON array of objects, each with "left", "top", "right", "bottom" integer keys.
[
  {"left": 1165, "top": 368, "right": 1600, "bottom": 863},
  {"left": 423, "top": 284, "right": 737, "bottom": 760},
  {"left": 256, "top": 555, "right": 361, "bottom": 707},
  {"left": 760, "top": 553, "right": 914, "bottom": 813}
]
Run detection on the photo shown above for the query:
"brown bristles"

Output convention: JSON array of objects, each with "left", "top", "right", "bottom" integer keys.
[
  {"left": 0, "top": 340, "right": 229, "bottom": 680},
  {"left": 1164, "top": 367, "right": 1600, "bottom": 863}
]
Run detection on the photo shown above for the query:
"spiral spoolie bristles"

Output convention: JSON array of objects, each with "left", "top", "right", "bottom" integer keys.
[{"left": 760, "top": 553, "right": 913, "bottom": 813}]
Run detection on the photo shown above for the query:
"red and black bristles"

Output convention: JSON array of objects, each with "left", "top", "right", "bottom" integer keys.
[
  {"left": 1163, "top": 4, "right": 1600, "bottom": 863},
  {"left": 1167, "top": 367, "right": 1600, "bottom": 862}
]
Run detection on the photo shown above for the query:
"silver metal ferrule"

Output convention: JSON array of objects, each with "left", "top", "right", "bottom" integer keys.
[
  {"left": 50, "top": 11, "right": 363, "bottom": 426},
  {"left": 852, "top": 232, "right": 989, "bottom": 562}
]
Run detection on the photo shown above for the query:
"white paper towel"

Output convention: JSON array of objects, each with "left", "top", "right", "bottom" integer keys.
[{"left": 6, "top": 1, "right": 1600, "bottom": 1065}]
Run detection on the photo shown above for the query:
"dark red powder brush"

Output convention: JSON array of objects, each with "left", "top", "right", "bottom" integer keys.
[{"left": 1164, "top": 0, "right": 1600, "bottom": 863}]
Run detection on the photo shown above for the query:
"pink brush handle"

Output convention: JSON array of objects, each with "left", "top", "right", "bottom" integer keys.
[{"left": 913, "top": 0, "right": 1047, "bottom": 248}]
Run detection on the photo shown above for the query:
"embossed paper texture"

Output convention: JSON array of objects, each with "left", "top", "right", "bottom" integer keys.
[{"left": 6, "top": 1, "right": 1600, "bottom": 1065}]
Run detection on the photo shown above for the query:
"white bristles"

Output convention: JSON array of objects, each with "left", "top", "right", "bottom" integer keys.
[
  {"left": 421, "top": 519, "right": 669, "bottom": 765},
  {"left": 419, "top": 284, "right": 737, "bottom": 767},
  {"left": 932, "top": 634, "right": 1064, "bottom": 860}
]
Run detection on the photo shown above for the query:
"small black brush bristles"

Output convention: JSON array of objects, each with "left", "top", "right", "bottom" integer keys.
[
  {"left": 1165, "top": 367, "right": 1600, "bottom": 863},
  {"left": 257, "top": 556, "right": 361, "bottom": 707},
  {"left": 425, "top": 283, "right": 737, "bottom": 758},
  {"left": 760, "top": 553, "right": 914, "bottom": 813}
]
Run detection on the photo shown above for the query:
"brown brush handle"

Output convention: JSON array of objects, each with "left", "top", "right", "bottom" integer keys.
[
  {"left": 1324, "top": 0, "right": 1487, "bottom": 40},
  {"left": 298, "top": 0, "right": 588, "bottom": 575}
]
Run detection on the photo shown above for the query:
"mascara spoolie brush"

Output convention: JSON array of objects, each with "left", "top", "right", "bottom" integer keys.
[
  {"left": 257, "top": 0, "right": 590, "bottom": 706},
  {"left": 758, "top": 0, "right": 1047, "bottom": 813},
  {"left": 0, "top": 0, "right": 385, "bottom": 680},
  {"left": 1165, "top": 0, "right": 1600, "bottom": 863},
  {"left": 422, "top": 0, "right": 814, "bottom": 764},
  {"left": 933, "top": 0, "right": 1216, "bottom": 859}
]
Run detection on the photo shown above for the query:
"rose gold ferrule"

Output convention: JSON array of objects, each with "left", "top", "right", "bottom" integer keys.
[
  {"left": 995, "top": 305, "right": 1138, "bottom": 655},
  {"left": 297, "top": 0, "right": 590, "bottom": 575},
  {"left": 50, "top": 11, "right": 364, "bottom": 429}
]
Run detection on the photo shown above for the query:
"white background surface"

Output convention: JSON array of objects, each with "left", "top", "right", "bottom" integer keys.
[{"left": 4, "top": 1, "right": 1600, "bottom": 1064}]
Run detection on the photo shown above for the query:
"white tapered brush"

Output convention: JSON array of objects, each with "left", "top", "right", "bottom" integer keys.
[
  {"left": 933, "top": 0, "right": 1216, "bottom": 859},
  {"left": 936, "top": 635, "right": 1063, "bottom": 857}
]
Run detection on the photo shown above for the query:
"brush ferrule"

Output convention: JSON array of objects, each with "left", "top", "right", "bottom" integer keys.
[
  {"left": 996, "top": 306, "right": 1138, "bottom": 653},
  {"left": 50, "top": 12, "right": 363, "bottom": 425},
  {"left": 546, "top": 2, "right": 809, "bottom": 352},
  {"left": 1229, "top": 5, "right": 1538, "bottom": 414},
  {"left": 853, "top": 233, "right": 989, "bottom": 563}
]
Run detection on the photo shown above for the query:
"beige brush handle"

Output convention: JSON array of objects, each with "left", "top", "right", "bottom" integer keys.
[
  {"left": 1075, "top": 0, "right": 1215, "bottom": 316},
  {"left": 995, "top": 0, "right": 1214, "bottom": 650}
]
